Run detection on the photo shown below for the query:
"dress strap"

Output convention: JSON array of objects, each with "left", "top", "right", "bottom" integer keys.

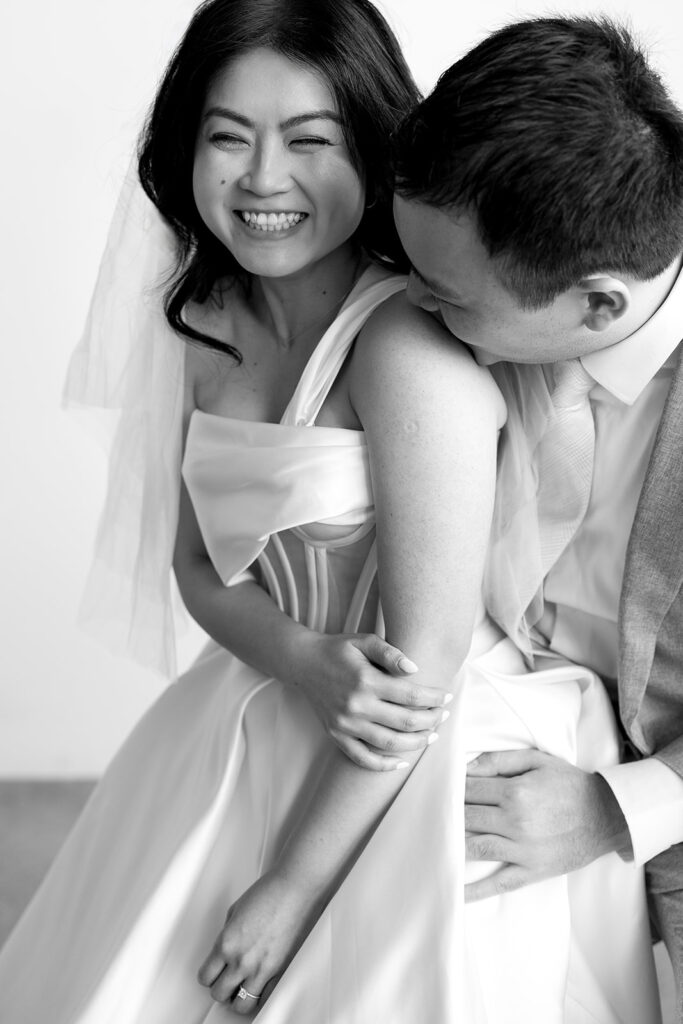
[{"left": 281, "top": 266, "right": 406, "bottom": 427}]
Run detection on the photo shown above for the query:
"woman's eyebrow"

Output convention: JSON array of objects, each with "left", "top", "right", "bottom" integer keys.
[
  {"left": 281, "top": 110, "right": 341, "bottom": 128},
  {"left": 203, "top": 106, "right": 253, "bottom": 126},
  {"left": 202, "top": 107, "right": 341, "bottom": 129}
]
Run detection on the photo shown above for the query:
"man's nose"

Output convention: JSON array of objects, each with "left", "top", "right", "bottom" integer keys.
[{"left": 406, "top": 271, "right": 438, "bottom": 312}]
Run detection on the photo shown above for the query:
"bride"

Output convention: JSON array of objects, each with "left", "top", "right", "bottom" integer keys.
[{"left": 0, "top": 1, "right": 660, "bottom": 1021}]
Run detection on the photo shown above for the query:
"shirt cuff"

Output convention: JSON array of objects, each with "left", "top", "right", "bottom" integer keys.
[{"left": 599, "top": 758, "right": 683, "bottom": 865}]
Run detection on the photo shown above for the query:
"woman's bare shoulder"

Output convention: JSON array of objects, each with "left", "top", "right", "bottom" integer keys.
[{"left": 350, "top": 291, "right": 506, "bottom": 428}]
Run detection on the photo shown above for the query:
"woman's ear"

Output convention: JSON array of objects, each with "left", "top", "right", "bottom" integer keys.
[{"left": 579, "top": 275, "right": 631, "bottom": 332}]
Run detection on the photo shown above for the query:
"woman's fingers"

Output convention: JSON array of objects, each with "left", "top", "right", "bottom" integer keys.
[
  {"left": 329, "top": 731, "right": 411, "bottom": 771},
  {"left": 354, "top": 633, "right": 418, "bottom": 675},
  {"left": 197, "top": 948, "right": 226, "bottom": 987},
  {"left": 231, "top": 975, "right": 265, "bottom": 1015},
  {"left": 210, "top": 962, "right": 244, "bottom": 1004},
  {"left": 341, "top": 715, "right": 439, "bottom": 755},
  {"left": 369, "top": 699, "right": 449, "bottom": 735},
  {"left": 329, "top": 690, "right": 452, "bottom": 762},
  {"left": 230, "top": 970, "right": 279, "bottom": 1014},
  {"left": 374, "top": 675, "right": 453, "bottom": 711},
  {"left": 198, "top": 935, "right": 250, "bottom": 1003},
  {"left": 258, "top": 975, "right": 279, "bottom": 1006},
  {"left": 200, "top": 947, "right": 265, "bottom": 1012}
]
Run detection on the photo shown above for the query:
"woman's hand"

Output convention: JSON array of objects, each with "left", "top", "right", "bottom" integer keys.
[
  {"left": 286, "top": 631, "right": 452, "bottom": 770},
  {"left": 174, "top": 494, "right": 449, "bottom": 771},
  {"left": 197, "top": 870, "right": 323, "bottom": 1014}
]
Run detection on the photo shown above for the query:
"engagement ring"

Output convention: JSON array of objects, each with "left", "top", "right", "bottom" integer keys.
[{"left": 237, "top": 986, "right": 260, "bottom": 1001}]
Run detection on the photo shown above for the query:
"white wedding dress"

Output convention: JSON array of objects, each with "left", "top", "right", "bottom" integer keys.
[{"left": 0, "top": 267, "right": 660, "bottom": 1023}]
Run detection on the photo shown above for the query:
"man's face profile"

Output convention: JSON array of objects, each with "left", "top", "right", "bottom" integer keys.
[{"left": 393, "top": 195, "right": 610, "bottom": 366}]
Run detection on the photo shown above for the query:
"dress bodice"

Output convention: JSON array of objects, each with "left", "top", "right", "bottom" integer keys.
[{"left": 181, "top": 267, "right": 405, "bottom": 634}]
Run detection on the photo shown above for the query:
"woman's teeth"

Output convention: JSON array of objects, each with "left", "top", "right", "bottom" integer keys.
[{"left": 239, "top": 211, "right": 307, "bottom": 232}]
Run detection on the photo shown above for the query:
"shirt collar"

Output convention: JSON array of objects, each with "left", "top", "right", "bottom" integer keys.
[{"left": 581, "top": 265, "right": 683, "bottom": 405}]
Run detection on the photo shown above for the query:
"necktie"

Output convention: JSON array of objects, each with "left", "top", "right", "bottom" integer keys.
[{"left": 536, "top": 358, "right": 596, "bottom": 574}]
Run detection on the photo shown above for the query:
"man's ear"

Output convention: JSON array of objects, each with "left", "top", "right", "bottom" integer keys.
[{"left": 579, "top": 275, "right": 631, "bottom": 332}]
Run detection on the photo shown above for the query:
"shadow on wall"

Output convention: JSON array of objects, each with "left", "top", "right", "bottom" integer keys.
[{"left": 0, "top": 779, "right": 95, "bottom": 946}]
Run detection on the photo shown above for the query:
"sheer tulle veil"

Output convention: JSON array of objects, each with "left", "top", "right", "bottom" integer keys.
[
  {"left": 63, "top": 158, "right": 186, "bottom": 678},
  {"left": 484, "top": 360, "right": 555, "bottom": 660}
]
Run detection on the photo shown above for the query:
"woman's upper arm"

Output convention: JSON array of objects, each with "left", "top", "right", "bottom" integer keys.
[{"left": 349, "top": 293, "right": 504, "bottom": 670}]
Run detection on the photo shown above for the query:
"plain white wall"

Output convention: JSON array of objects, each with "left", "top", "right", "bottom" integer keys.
[{"left": 1, "top": 0, "right": 682, "bottom": 776}]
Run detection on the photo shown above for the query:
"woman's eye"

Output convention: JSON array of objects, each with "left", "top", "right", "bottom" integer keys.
[
  {"left": 210, "top": 133, "right": 248, "bottom": 150},
  {"left": 290, "top": 136, "right": 331, "bottom": 149}
]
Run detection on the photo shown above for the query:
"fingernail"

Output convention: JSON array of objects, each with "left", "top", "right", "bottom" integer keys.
[
  {"left": 398, "top": 657, "right": 418, "bottom": 673},
  {"left": 440, "top": 710, "right": 450, "bottom": 724},
  {"left": 443, "top": 693, "right": 454, "bottom": 705},
  {"left": 395, "top": 760, "right": 410, "bottom": 770},
  {"left": 427, "top": 732, "right": 439, "bottom": 745}
]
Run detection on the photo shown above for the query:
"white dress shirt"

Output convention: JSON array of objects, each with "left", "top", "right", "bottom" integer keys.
[{"left": 536, "top": 269, "right": 683, "bottom": 865}]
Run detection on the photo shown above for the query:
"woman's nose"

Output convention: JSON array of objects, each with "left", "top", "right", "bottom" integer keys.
[
  {"left": 406, "top": 271, "right": 438, "bottom": 312},
  {"left": 238, "top": 140, "right": 291, "bottom": 196}
]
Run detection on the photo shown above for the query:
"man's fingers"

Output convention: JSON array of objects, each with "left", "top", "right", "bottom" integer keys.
[
  {"left": 467, "top": 748, "right": 546, "bottom": 777},
  {"left": 465, "top": 775, "right": 507, "bottom": 806},
  {"left": 464, "top": 803, "right": 505, "bottom": 835},
  {"left": 465, "top": 832, "right": 516, "bottom": 863},
  {"left": 356, "top": 634, "right": 418, "bottom": 675},
  {"left": 465, "top": 865, "right": 530, "bottom": 903}
]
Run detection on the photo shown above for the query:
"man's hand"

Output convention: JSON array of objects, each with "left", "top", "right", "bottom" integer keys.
[{"left": 464, "top": 748, "right": 633, "bottom": 902}]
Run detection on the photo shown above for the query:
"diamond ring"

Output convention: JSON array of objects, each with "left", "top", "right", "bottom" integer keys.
[{"left": 237, "top": 985, "right": 261, "bottom": 1001}]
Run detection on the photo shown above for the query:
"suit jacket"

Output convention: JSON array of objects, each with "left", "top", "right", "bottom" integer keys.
[{"left": 618, "top": 344, "right": 683, "bottom": 929}]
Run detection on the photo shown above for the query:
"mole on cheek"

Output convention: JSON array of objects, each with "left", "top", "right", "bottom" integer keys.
[{"left": 220, "top": 179, "right": 226, "bottom": 185}]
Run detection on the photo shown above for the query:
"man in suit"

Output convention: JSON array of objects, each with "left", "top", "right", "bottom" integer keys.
[{"left": 393, "top": 15, "right": 683, "bottom": 1000}]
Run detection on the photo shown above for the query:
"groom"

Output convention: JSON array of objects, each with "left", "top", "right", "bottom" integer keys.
[{"left": 393, "top": 14, "right": 683, "bottom": 998}]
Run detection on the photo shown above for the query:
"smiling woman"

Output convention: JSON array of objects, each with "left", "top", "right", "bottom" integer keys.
[{"left": 138, "top": 0, "right": 412, "bottom": 361}]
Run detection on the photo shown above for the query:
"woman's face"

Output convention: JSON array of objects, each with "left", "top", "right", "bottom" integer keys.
[{"left": 193, "top": 47, "right": 365, "bottom": 279}]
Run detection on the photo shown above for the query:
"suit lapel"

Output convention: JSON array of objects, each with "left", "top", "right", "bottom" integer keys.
[{"left": 619, "top": 346, "right": 683, "bottom": 733}]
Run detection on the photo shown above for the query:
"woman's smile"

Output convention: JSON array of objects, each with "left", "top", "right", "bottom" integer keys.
[{"left": 234, "top": 209, "right": 309, "bottom": 235}]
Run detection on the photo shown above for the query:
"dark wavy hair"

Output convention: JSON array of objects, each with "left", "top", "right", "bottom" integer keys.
[
  {"left": 394, "top": 16, "right": 683, "bottom": 309},
  {"left": 138, "top": 0, "right": 420, "bottom": 357}
]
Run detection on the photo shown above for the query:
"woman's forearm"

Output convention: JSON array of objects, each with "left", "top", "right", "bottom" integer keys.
[
  {"left": 275, "top": 643, "right": 462, "bottom": 899},
  {"left": 180, "top": 551, "right": 463, "bottom": 898},
  {"left": 175, "top": 552, "right": 313, "bottom": 686}
]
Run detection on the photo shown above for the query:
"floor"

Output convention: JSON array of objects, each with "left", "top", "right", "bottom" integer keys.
[{"left": 0, "top": 780, "right": 677, "bottom": 1020}]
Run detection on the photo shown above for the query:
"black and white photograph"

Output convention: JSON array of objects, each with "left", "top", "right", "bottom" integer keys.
[{"left": 2, "top": 0, "right": 683, "bottom": 1020}]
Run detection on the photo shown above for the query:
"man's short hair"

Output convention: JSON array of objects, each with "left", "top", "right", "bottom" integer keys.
[{"left": 394, "top": 17, "right": 683, "bottom": 307}]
